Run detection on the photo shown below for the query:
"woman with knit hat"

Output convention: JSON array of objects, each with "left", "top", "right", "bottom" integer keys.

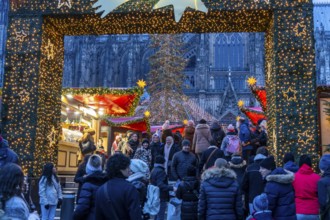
[
  {"left": 318, "top": 154, "right": 330, "bottom": 220},
  {"left": 134, "top": 139, "right": 152, "bottom": 168},
  {"left": 260, "top": 156, "right": 296, "bottom": 220},
  {"left": 73, "top": 154, "right": 107, "bottom": 220}
]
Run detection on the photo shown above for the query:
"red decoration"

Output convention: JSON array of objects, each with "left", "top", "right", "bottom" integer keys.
[
  {"left": 240, "top": 107, "right": 266, "bottom": 125},
  {"left": 101, "top": 116, "right": 150, "bottom": 132},
  {"left": 250, "top": 85, "right": 267, "bottom": 112}
]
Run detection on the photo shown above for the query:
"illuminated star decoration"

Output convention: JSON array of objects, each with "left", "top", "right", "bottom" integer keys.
[
  {"left": 237, "top": 100, "right": 245, "bottom": 108},
  {"left": 144, "top": 111, "right": 151, "bottom": 117},
  {"left": 183, "top": 119, "right": 188, "bottom": 125},
  {"left": 267, "top": 62, "right": 272, "bottom": 80},
  {"left": 19, "top": 89, "right": 30, "bottom": 103},
  {"left": 92, "top": 0, "right": 128, "bottom": 18},
  {"left": 15, "top": 30, "right": 27, "bottom": 42},
  {"left": 247, "top": 76, "right": 257, "bottom": 86},
  {"left": 58, "top": 0, "right": 72, "bottom": 9},
  {"left": 236, "top": 116, "right": 241, "bottom": 121},
  {"left": 293, "top": 22, "right": 307, "bottom": 37},
  {"left": 298, "top": 130, "right": 313, "bottom": 145},
  {"left": 137, "top": 79, "right": 147, "bottom": 88},
  {"left": 273, "top": 128, "right": 277, "bottom": 154},
  {"left": 282, "top": 87, "right": 297, "bottom": 101},
  {"left": 153, "top": 0, "right": 208, "bottom": 22},
  {"left": 47, "top": 126, "right": 58, "bottom": 160},
  {"left": 44, "top": 39, "right": 55, "bottom": 60}
]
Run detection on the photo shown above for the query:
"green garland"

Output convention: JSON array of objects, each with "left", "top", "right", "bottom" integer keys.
[{"left": 102, "top": 116, "right": 150, "bottom": 133}]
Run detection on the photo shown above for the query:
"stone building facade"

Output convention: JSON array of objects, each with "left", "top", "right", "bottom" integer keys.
[{"left": 0, "top": 1, "right": 329, "bottom": 123}]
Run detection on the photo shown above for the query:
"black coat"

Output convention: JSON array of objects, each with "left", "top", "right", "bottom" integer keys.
[
  {"left": 199, "top": 146, "right": 224, "bottom": 174},
  {"left": 318, "top": 170, "right": 330, "bottom": 220},
  {"left": 250, "top": 130, "right": 267, "bottom": 148},
  {"left": 176, "top": 176, "right": 199, "bottom": 220},
  {"left": 198, "top": 168, "right": 243, "bottom": 220},
  {"left": 210, "top": 122, "right": 226, "bottom": 147},
  {"left": 150, "top": 164, "right": 172, "bottom": 201},
  {"left": 73, "top": 171, "right": 108, "bottom": 220},
  {"left": 95, "top": 177, "right": 142, "bottom": 220},
  {"left": 228, "top": 160, "right": 247, "bottom": 188},
  {"left": 241, "top": 160, "right": 265, "bottom": 203},
  {"left": 128, "top": 139, "right": 140, "bottom": 158},
  {"left": 171, "top": 151, "right": 197, "bottom": 181},
  {"left": 264, "top": 168, "right": 296, "bottom": 220},
  {"left": 160, "top": 144, "right": 180, "bottom": 181},
  {"left": 74, "top": 160, "right": 88, "bottom": 200},
  {"left": 150, "top": 141, "right": 163, "bottom": 168}
]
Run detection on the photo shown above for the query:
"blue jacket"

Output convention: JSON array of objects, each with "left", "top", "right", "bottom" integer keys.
[
  {"left": 150, "top": 164, "right": 172, "bottom": 201},
  {"left": 73, "top": 171, "right": 108, "bottom": 220},
  {"left": 247, "top": 210, "right": 272, "bottom": 220},
  {"left": 318, "top": 170, "right": 330, "bottom": 220},
  {"left": 95, "top": 177, "right": 142, "bottom": 220},
  {"left": 0, "top": 138, "right": 18, "bottom": 168},
  {"left": 264, "top": 168, "right": 296, "bottom": 220},
  {"left": 284, "top": 161, "right": 299, "bottom": 173},
  {"left": 198, "top": 168, "right": 243, "bottom": 220},
  {"left": 239, "top": 123, "right": 252, "bottom": 151}
]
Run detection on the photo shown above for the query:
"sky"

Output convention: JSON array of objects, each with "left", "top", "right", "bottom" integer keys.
[{"left": 313, "top": 0, "right": 330, "bottom": 3}]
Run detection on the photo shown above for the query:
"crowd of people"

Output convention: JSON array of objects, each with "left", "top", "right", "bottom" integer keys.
[{"left": 0, "top": 118, "right": 329, "bottom": 220}]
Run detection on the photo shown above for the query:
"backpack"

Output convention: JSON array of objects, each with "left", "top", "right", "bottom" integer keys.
[
  {"left": 227, "top": 136, "right": 240, "bottom": 154},
  {"left": 143, "top": 184, "right": 160, "bottom": 215}
]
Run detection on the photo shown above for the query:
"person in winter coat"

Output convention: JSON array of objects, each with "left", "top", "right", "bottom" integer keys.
[
  {"left": 150, "top": 133, "right": 163, "bottom": 169},
  {"left": 260, "top": 156, "right": 296, "bottom": 220},
  {"left": 199, "top": 139, "right": 225, "bottom": 174},
  {"left": 283, "top": 152, "right": 299, "bottom": 173},
  {"left": 198, "top": 166, "right": 243, "bottom": 220},
  {"left": 173, "top": 131, "right": 183, "bottom": 149},
  {"left": 241, "top": 152, "right": 267, "bottom": 215},
  {"left": 250, "top": 125, "right": 267, "bottom": 153},
  {"left": 134, "top": 139, "right": 152, "bottom": 168},
  {"left": 246, "top": 193, "right": 272, "bottom": 220},
  {"left": 183, "top": 120, "right": 195, "bottom": 148},
  {"left": 293, "top": 155, "right": 320, "bottom": 220},
  {"left": 111, "top": 135, "right": 122, "bottom": 155},
  {"left": 0, "top": 163, "right": 37, "bottom": 220},
  {"left": 161, "top": 120, "right": 173, "bottom": 143},
  {"left": 127, "top": 159, "right": 150, "bottom": 220},
  {"left": 318, "top": 154, "right": 330, "bottom": 220},
  {"left": 126, "top": 132, "right": 140, "bottom": 158},
  {"left": 39, "top": 163, "right": 63, "bottom": 220},
  {"left": 160, "top": 136, "right": 180, "bottom": 181},
  {"left": 0, "top": 135, "right": 18, "bottom": 168},
  {"left": 95, "top": 153, "right": 141, "bottom": 220},
  {"left": 176, "top": 166, "right": 200, "bottom": 220},
  {"left": 171, "top": 139, "right": 197, "bottom": 181},
  {"left": 73, "top": 155, "right": 108, "bottom": 220},
  {"left": 74, "top": 155, "right": 91, "bottom": 201},
  {"left": 210, "top": 120, "right": 225, "bottom": 148},
  {"left": 150, "top": 156, "right": 173, "bottom": 220},
  {"left": 192, "top": 119, "right": 212, "bottom": 160},
  {"left": 237, "top": 118, "right": 253, "bottom": 162},
  {"left": 221, "top": 124, "right": 241, "bottom": 160},
  {"left": 228, "top": 154, "right": 246, "bottom": 187}
]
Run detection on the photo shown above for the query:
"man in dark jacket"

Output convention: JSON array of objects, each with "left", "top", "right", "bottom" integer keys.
[
  {"left": 238, "top": 118, "right": 253, "bottom": 161},
  {"left": 0, "top": 135, "right": 18, "bottom": 168},
  {"left": 250, "top": 125, "right": 267, "bottom": 154},
  {"left": 210, "top": 120, "right": 225, "bottom": 147},
  {"left": 260, "top": 156, "right": 296, "bottom": 220},
  {"left": 171, "top": 139, "right": 197, "bottom": 181},
  {"left": 176, "top": 166, "right": 199, "bottom": 220},
  {"left": 95, "top": 154, "right": 141, "bottom": 220},
  {"left": 199, "top": 139, "right": 224, "bottom": 174},
  {"left": 241, "top": 151, "right": 267, "bottom": 215},
  {"left": 228, "top": 154, "right": 246, "bottom": 188},
  {"left": 150, "top": 156, "right": 173, "bottom": 220},
  {"left": 198, "top": 166, "right": 243, "bottom": 220},
  {"left": 318, "top": 154, "right": 330, "bottom": 220}
]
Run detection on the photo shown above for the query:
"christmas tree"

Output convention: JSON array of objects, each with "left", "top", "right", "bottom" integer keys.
[{"left": 147, "top": 34, "right": 188, "bottom": 124}]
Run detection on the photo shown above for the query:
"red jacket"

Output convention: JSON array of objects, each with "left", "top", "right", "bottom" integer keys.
[{"left": 292, "top": 164, "right": 321, "bottom": 214}]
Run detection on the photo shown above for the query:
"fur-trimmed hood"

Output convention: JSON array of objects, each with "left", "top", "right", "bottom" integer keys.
[
  {"left": 266, "top": 168, "right": 294, "bottom": 184},
  {"left": 229, "top": 160, "right": 246, "bottom": 169},
  {"left": 196, "top": 124, "right": 210, "bottom": 130},
  {"left": 202, "top": 168, "right": 237, "bottom": 188}
]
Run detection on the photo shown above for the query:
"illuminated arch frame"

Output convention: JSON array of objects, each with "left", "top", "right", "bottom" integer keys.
[{"left": 2, "top": 0, "right": 319, "bottom": 174}]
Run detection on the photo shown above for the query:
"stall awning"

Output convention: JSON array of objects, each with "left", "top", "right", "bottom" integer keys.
[
  {"left": 151, "top": 125, "right": 185, "bottom": 134},
  {"left": 101, "top": 116, "right": 150, "bottom": 133},
  {"left": 240, "top": 106, "right": 266, "bottom": 125}
]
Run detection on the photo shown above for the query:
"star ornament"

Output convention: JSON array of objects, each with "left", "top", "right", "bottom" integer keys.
[
  {"left": 15, "top": 30, "right": 27, "bottom": 42},
  {"left": 293, "top": 22, "right": 307, "bottom": 37},
  {"left": 137, "top": 79, "right": 147, "bottom": 88},
  {"left": 58, "top": 0, "right": 72, "bottom": 9},
  {"left": 153, "top": 0, "right": 208, "bottom": 22},
  {"left": 282, "top": 87, "right": 297, "bottom": 101},
  {"left": 237, "top": 100, "right": 245, "bottom": 108},
  {"left": 247, "top": 77, "right": 257, "bottom": 86},
  {"left": 144, "top": 111, "right": 151, "bottom": 117},
  {"left": 298, "top": 131, "right": 313, "bottom": 145}
]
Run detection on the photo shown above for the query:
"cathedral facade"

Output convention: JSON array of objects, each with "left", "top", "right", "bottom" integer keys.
[{"left": 0, "top": 1, "right": 329, "bottom": 123}]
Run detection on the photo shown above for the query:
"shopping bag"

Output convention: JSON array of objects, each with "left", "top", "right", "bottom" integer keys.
[{"left": 167, "top": 197, "right": 181, "bottom": 220}]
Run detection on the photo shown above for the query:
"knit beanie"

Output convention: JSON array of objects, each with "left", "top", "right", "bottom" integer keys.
[
  {"left": 214, "top": 158, "right": 228, "bottom": 169},
  {"left": 231, "top": 154, "right": 243, "bottom": 165},
  {"left": 155, "top": 155, "right": 165, "bottom": 164},
  {"left": 253, "top": 193, "right": 269, "bottom": 211},
  {"left": 319, "top": 154, "right": 330, "bottom": 172},
  {"left": 182, "top": 139, "right": 191, "bottom": 147},
  {"left": 86, "top": 154, "right": 102, "bottom": 175},
  {"left": 130, "top": 159, "right": 149, "bottom": 175},
  {"left": 199, "top": 119, "right": 207, "bottom": 124},
  {"left": 283, "top": 152, "right": 295, "bottom": 164},
  {"left": 254, "top": 154, "right": 267, "bottom": 162},
  {"left": 141, "top": 139, "right": 149, "bottom": 145},
  {"left": 260, "top": 156, "right": 276, "bottom": 171},
  {"left": 299, "top": 154, "right": 312, "bottom": 168}
]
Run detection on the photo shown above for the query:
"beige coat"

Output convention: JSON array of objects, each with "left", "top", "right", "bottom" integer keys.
[{"left": 192, "top": 124, "right": 212, "bottom": 154}]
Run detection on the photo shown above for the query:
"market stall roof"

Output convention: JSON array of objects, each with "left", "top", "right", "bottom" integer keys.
[
  {"left": 62, "top": 86, "right": 144, "bottom": 117},
  {"left": 151, "top": 125, "right": 185, "bottom": 134},
  {"left": 101, "top": 116, "right": 150, "bottom": 133}
]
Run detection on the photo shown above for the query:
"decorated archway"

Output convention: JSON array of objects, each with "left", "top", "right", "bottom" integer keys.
[{"left": 2, "top": 0, "right": 319, "bottom": 174}]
